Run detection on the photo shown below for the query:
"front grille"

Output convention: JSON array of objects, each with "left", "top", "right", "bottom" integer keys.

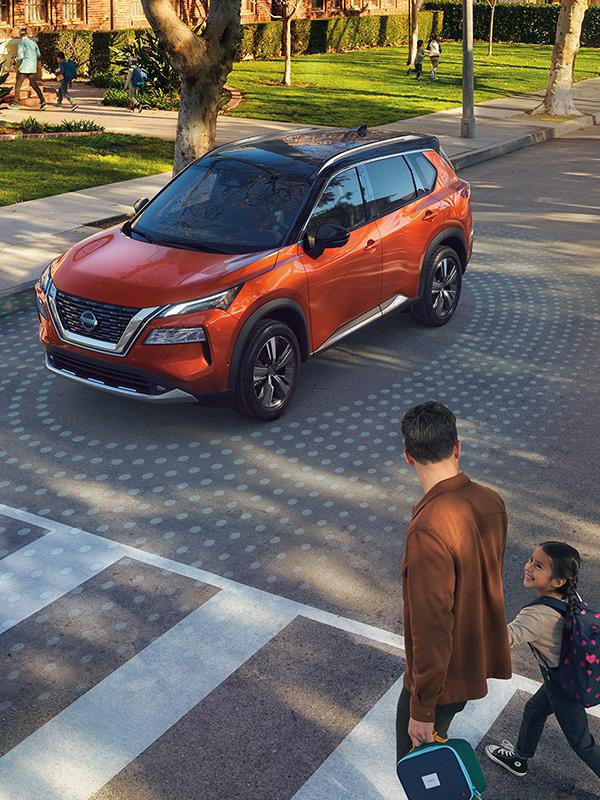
[
  {"left": 55, "top": 290, "right": 141, "bottom": 344},
  {"left": 49, "top": 351, "right": 158, "bottom": 395}
]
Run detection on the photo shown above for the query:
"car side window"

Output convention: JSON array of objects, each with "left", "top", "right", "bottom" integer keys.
[
  {"left": 360, "top": 155, "right": 417, "bottom": 218},
  {"left": 307, "top": 168, "right": 366, "bottom": 234},
  {"left": 404, "top": 151, "right": 438, "bottom": 196}
]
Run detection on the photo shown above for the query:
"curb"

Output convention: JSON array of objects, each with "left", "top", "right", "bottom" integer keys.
[
  {"left": 1, "top": 109, "right": 598, "bottom": 316},
  {"left": 453, "top": 111, "right": 600, "bottom": 171},
  {"left": 0, "top": 130, "right": 102, "bottom": 142}
]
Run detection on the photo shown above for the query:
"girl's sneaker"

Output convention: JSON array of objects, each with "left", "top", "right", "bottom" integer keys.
[{"left": 484, "top": 740, "right": 528, "bottom": 777}]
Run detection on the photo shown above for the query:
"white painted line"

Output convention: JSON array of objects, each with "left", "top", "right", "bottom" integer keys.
[
  {"left": 0, "top": 504, "right": 403, "bottom": 651},
  {"left": 293, "top": 677, "right": 408, "bottom": 800},
  {"left": 0, "top": 526, "right": 122, "bottom": 635},
  {"left": 0, "top": 590, "right": 297, "bottom": 800}
]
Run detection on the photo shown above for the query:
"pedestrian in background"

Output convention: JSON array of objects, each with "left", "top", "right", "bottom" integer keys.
[
  {"left": 125, "top": 58, "right": 147, "bottom": 113},
  {"left": 10, "top": 28, "right": 46, "bottom": 110},
  {"left": 486, "top": 542, "right": 600, "bottom": 780},
  {"left": 428, "top": 35, "right": 441, "bottom": 81},
  {"left": 396, "top": 401, "right": 511, "bottom": 760},
  {"left": 414, "top": 40, "right": 426, "bottom": 81},
  {"left": 55, "top": 51, "right": 78, "bottom": 111}
]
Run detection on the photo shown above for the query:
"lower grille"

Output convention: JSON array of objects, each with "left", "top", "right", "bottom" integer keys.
[
  {"left": 48, "top": 351, "right": 160, "bottom": 395},
  {"left": 55, "top": 291, "right": 140, "bottom": 344}
]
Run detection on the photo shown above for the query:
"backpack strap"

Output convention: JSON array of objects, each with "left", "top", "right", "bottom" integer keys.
[{"left": 526, "top": 596, "right": 567, "bottom": 616}]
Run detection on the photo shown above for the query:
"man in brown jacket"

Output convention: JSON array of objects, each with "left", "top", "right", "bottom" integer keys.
[{"left": 396, "top": 401, "right": 511, "bottom": 761}]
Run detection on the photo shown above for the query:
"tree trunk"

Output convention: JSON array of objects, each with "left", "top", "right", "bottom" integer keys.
[
  {"left": 534, "top": 0, "right": 588, "bottom": 117},
  {"left": 487, "top": 3, "right": 495, "bottom": 57},
  {"left": 282, "top": 15, "right": 292, "bottom": 86},
  {"left": 142, "top": 0, "right": 242, "bottom": 175},
  {"left": 408, "top": 0, "right": 419, "bottom": 67}
]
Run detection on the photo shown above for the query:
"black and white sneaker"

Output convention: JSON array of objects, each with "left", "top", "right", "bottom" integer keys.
[{"left": 485, "top": 740, "right": 528, "bottom": 777}]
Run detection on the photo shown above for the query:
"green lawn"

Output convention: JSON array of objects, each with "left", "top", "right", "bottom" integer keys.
[
  {"left": 226, "top": 41, "right": 599, "bottom": 127},
  {"left": 0, "top": 134, "right": 174, "bottom": 206}
]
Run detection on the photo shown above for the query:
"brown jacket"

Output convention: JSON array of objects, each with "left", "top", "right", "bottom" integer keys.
[{"left": 402, "top": 473, "right": 511, "bottom": 722}]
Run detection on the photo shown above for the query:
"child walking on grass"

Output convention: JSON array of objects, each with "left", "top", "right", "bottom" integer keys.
[{"left": 485, "top": 542, "right": 600, "bottom": 780}]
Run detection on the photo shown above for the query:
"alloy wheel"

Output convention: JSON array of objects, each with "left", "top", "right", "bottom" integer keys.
[
  {"left": 431, "top": 256, "right": 460, "bottom": 318},
  {"left": 253, "top": 335, "right": 297, "bottom": 410}
]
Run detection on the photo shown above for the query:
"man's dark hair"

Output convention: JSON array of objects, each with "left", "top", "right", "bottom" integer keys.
[
  {"left": 401, "top": 401, "right": 458, "bottom": 464},
  {"left": 57, "top": 51, "right": 66, "bottom": 59},
  {"left": 19, "top": 27, "right": 27, "bottom": 35}
]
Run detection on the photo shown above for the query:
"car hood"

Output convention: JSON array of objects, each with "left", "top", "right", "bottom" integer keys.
[{"left": 51, "top": 227, "right": 280, "bottom": 308}]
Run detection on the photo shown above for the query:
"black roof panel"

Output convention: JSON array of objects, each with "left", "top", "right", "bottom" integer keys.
[{"left": 209, "top": 127, "right": 439, "bottom": 179}]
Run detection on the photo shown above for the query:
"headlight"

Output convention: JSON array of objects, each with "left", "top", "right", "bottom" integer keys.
[
  {"left": 40, "top": 265, "right": 51, "bottom": 293},
  {"left": 144, "top": 327, "right": 207, "bottom": 345},
  {"left": 159, "top": 285, "right": 241, "bottom": 318}
]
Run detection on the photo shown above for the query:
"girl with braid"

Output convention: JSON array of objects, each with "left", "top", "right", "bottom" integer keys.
[{"left": 486, "top": 542, "right": 600, "bottom": 779}]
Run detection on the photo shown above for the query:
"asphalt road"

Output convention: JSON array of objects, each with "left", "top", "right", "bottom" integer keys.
[{"left": 0, "top": 125, "right": 599, "bottom": 800}]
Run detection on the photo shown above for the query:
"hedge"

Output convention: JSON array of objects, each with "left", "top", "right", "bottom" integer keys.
[
  {"left": 36, "top": 13, "right": 439, "bottom": 76},
  {"left": 423, "top": 1, "right": 600, "bottom": 48},
  {"left": 239, "top": 11, "right": 440, "bottom": 59}
]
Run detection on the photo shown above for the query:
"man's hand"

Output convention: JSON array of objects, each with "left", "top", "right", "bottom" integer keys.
[{"left": 408, "top": 717, "right": 435, "bottom": 749}]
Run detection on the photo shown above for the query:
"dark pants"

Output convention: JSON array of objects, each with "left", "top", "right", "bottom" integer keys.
[
  {"left": 517, "top": 681, "right": 600, "bottom": 777},
  {"left": 57, "top": 78, "right": 74, "bottom": 106},
  {"left": 396, "top": 687, "right": 467, "bottom": 762},
  {"left": 14, "top": 72, "right": 44, "bottom": 105},
  {"left": 415, "top": 62, "right": 423, "bottom": 79}
]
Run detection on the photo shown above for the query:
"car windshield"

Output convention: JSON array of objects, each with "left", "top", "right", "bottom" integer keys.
[{"left": 130, "top": 156, "right": 312, "bottom": 254}]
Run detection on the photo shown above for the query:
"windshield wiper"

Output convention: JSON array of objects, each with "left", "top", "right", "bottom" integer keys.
[
  {"left": 131, "top": 227, "right": 154, "bottom": 244},
  {"left": 154, "top": 239, "right": 229, "bottom": 254}
]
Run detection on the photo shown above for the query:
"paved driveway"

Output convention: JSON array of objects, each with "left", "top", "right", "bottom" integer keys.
[{"left": 0, "top": 126, "right": 599, "bottom": 799}]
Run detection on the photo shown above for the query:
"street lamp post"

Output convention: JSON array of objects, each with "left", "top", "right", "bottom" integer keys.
[{"left": 461, "top": 0, "right": 475, "bottom": 138}]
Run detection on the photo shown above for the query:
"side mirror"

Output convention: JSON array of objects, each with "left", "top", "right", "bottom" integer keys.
[
  {"left": 133, "top": 197, "right": 149, "bottom": 214},
  {"left": 304, "top": 223, "right": 350, "bottom": 256}
]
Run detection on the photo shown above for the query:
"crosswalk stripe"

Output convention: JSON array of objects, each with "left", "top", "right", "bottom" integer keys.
[
  {"left": 0, "top": 526, "right": 122, "bottom": 635},
  {"left": 292, "top": 677, "right": 407, "bottom": 800},
  {"left": 0, "top": 590, "right": 297, "bottom": 800}
]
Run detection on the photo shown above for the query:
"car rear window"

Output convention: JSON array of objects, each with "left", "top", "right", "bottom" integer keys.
[
  {"left": 404, "top": 151, "right": 438, "bottom": 196},
  {"left": 131, "top": 156, "right": 311, "bottom": 254},
  {"left": 360, "top": 155, "right": 417, "bottom": 218}
]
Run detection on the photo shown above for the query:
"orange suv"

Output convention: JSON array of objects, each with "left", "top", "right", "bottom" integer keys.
[{"left": 37, "top": 127, "right": 472, "bottom": 420}]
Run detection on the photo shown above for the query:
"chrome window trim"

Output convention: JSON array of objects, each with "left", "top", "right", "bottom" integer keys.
[
  {"left": 46, "top": 280, "right": 162, "bottom": 358},
  {"left": 316, "top": 136, "right": 422, "bottom": 174}
]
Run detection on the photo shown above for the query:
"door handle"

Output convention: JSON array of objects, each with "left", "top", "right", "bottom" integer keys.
[
  {"left": 423, "top": 210, "right": 436, "bottom": 222},
  {"left": 364, "top": 239, "right": 379, "bottom": 252}
]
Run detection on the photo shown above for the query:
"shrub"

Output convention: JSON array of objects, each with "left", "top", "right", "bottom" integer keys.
[
  {"left": 110, "top": 28, "right": 180, "bottom": 92},
  {"left": 14, "top": 116, "right": 104, "bottom": 133},
  {"left": 102, "top": 88, "right": 130, "bottom": 108},
  {"left": 291, "top": 19, "right": 312, "bottom": 55},
  {"left": 0, "top": 56, "right": 10, "bottom": 103},
  {"left": 423, "top": 1, "right": 600, "bottom": 48},
  {"left": 88, "top": 70, "right": 123, "bottom": 88},
  {"left": 38, "top": 30, "right": 93, "bottom": 76},
  {"left": 89, "top": 30, "right": 146, "bottom": 76}
]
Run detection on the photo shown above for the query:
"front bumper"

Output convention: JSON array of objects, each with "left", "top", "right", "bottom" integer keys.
[
  {"left": 45, "top": 351, "right": 196, "bottom": 403},
  {"left": 37, "top": 282, "right": 241, "bottom": 400}
]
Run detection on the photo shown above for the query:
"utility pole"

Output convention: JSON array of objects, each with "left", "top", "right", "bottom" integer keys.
[{"left": 461, "top": 0, "right": 475, "bottom": 137}]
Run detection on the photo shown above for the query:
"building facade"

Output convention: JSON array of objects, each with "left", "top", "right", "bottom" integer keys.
[{"left": 0, "top": 0, "right": 407, "bottom": 35}]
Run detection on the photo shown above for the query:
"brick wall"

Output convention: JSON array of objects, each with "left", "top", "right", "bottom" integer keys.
[{"left": 0, "top": 0, "right": 407, "bottom": 33}]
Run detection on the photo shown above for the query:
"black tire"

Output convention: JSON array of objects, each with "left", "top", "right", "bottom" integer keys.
[
  {"left": 233, "top": 319, "right": 300, "bottom": 421},
  {"left": 411, "top": 245, "right": 462, "bottom": 327}
]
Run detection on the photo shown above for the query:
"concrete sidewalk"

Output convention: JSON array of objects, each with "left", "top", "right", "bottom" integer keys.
[{"left": 2, "top": 76, "right": 600, "bottom": 310}]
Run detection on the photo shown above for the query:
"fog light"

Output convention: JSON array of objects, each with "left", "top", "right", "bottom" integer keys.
[{"left": 145, "top": 327, "right": 206, "bottom": 345}]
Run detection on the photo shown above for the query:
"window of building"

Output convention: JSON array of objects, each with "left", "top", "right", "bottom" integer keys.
[
  {"left": 131, "top": 0, "right": 144, "bottom": 17},
  {"left": 361, "top": 155, "right": 416, "bottom": 218},
  {"left": 24, "top": 0, "right": 47, "bottom": 21},
  {"left": 307, "top": 169, "right": 366, "bottom": 234},
  {"left": 242, "top": 0, "right": 256, "bottom": 13},
  {"left": 331, "top": 0, "right": 342, "bottom": 7},
  {"left": 311, "top": 0, "right": 325, "bottom": 9},
  {"left": 63, "top": 0, "right": 84, "bottom": 20},
  {"left": 0, "top": 0, "right": 10, "bottom": 24}
]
